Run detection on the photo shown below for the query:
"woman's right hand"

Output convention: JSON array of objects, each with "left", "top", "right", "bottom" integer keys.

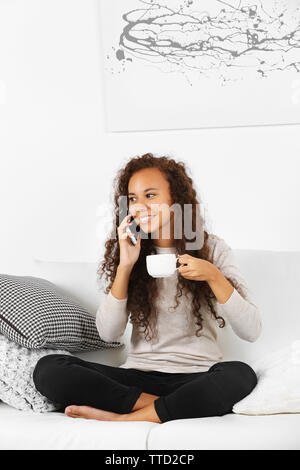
[{"left": 117, "top": 214, "right": 141, "bottom": 269}]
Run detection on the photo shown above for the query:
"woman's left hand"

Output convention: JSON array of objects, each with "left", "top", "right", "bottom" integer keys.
[{"left": 177, "top": 254, "right": 218, "bottom": 282}]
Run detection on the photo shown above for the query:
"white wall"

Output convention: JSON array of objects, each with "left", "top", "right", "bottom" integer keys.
[{"left": 1, "top": 0, "right": 300, "bottom": 277}]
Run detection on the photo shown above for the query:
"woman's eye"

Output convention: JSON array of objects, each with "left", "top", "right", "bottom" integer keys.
[{"left": 128, "top": 194, "right": 155, "bottom": 202}]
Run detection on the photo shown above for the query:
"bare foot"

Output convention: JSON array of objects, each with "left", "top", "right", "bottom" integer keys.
[
  {"left": 65, "top": 401, "right": 162, "bottom": 424},
  {"left": 65, "top": 405, "right": 122, "bottom": 421}
]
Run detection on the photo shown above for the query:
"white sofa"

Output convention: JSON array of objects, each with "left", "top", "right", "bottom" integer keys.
[{"left": 1, "top": 248, "right": 300, "bottom": 450}]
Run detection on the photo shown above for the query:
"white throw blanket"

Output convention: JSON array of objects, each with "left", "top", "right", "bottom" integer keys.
[{"left": 0, "top": 333, "right": 72, "bottom": 412}]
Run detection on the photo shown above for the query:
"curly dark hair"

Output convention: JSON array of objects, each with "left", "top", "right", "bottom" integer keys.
[{"left": 97, "top": 153, "right": 242, "bottom": 342}]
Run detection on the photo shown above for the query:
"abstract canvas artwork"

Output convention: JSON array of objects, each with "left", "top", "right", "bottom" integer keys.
[{"left": 100, "top": 0, "right": 300, "bottom": 132}]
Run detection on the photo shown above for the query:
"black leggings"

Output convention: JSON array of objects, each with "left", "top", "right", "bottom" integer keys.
[{"left": 33, "top": 354, "right": 257, "bottom": 423}]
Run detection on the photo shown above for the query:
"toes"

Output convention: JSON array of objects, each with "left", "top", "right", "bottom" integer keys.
[
  {"left": 65, "top": 406, "right": 80, "bottom": 417},
  {"left": 65, "top": 405, "right": 95, "bottom": 419},
  {"left": 66, "top": 413, "right": 78, "bottom": 418}
]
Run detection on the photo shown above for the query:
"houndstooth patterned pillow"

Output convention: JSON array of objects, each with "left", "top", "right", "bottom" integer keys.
[{"left": 0, "top": 274, "right": 123, "bottom": 352}]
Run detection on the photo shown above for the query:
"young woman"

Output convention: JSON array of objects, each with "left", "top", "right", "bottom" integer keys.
[{"left": 33, "top": 153, "right": 261, "bottom": 424}]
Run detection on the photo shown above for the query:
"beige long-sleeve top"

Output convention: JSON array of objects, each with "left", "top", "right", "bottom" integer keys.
[{"left": 96, "top": 234, "right": 262, "bottom": 373}]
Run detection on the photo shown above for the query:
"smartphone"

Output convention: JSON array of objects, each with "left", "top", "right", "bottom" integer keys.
[{"left": 125, "top": 215, "right": 140, "bottom": 245}]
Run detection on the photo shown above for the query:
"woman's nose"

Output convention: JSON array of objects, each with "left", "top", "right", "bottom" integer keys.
[{"left": 130, "top": 203, "right": 151, "bottom": 217}]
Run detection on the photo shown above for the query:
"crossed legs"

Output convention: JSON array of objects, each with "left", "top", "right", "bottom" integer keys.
[
  {"left": 33, "top": 355, "right": 257, "bottom": 424},
  {"left": 64, "top": 361, "right": 257, "bottom": 423}
]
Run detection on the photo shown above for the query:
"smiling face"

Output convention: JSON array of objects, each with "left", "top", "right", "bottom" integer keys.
[{"left": 127, "top": 167, "right": 174, "bottom": 244}]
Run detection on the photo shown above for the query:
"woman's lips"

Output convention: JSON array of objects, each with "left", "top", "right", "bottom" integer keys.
[{"left": 139, "top": 214, "right": 156, "bottom": 224}]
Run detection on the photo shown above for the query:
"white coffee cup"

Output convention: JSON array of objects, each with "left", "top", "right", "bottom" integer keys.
[{"left": 146, "top": 253, "right": 180, "bottom": 278}]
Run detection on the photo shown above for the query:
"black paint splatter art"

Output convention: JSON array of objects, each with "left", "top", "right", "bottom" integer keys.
[{"left": 107, "top": 0, "right": 300, "bottom": 85}]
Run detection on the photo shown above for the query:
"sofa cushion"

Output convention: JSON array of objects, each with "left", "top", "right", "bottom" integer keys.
[
  {"left": 0, "top": 403, "right": 157, "bottom": 450},
  {"left": 147, "top": 413, "right": 300, "bottom": 450},
  {"left": 0, "top": 274, "right": 123, "bottom": 352},
  {"left": 217, "top": 249, "right": 300, "bottom": 365},
  {"left": 233, "top": 341, "right": 300, "bottom": 415}
]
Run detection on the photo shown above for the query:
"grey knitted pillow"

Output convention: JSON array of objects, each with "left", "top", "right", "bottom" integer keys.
[
  {"left": 0, "top": 274, "right": 123, "bottom": 352},
  {"left": 0, "top": 333, "right": 72, "bottom": 412}
]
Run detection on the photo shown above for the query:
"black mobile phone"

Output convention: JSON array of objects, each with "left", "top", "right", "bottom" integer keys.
[{"left": 126, "top": 215, "right": 140, "bottom": 245}]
